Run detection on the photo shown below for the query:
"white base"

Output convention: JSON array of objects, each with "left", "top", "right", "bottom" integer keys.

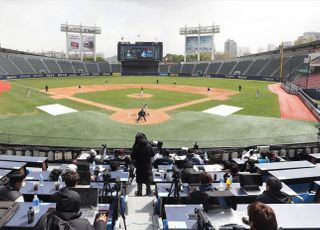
[
  {"left": 203, "top": 104, "right": 243, "bottom": 117},
  {"left": 37, "top": 103, "right": 78, "bottom": 116}
]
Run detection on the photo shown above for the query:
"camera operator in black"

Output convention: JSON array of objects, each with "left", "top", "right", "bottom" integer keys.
[{"left": 131, "top": 133, "right": 154, "bottom": 196}]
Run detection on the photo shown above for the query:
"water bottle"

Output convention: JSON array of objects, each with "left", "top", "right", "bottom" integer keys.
[
  {"left": 32, "top": 195, "right": 40, "bottom": 213},
  {"left": 58, "top": 175, "right": 62, "bottom": 188},
  {"left": 92, "top": 161, "right": 96, "bottom": 170},
  {"left": 39, "top": 173, "right": 44, "bottom": 187},
  {"left": 27, "top": 206, "right": 34, "bottom": 223},
  {"left": 204, "top": 152, "right": 208, "bottom": 161},
  {"left": 163, "top": 169, "right": 167, "bottom": 180},
  {"left": 219, "top": 177, "right": 224, "bottom": 191},
  {"left": 229, "top": 175, "right": 233, "bottom": 188}
]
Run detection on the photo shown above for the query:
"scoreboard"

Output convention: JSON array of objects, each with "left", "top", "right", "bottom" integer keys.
[{"left": 118, "top": 42, "right": 163, "bottom": 62}]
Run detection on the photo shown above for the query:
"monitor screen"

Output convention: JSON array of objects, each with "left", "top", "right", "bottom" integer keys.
[
  {"left": 118, "top": 42, "right": 163, "bottom": 62},
  {"left": 239, "top": 173, "right": 262, "bottom": 188},
  {"left": 69, "top": 187, "right": 98, "bottom": 207}
]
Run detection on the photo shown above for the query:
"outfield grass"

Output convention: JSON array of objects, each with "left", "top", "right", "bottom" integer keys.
[
  {"left": 0, "top": 76, "right": 317, "bottom": 147},
  {"left": 75, "top": 88, "right": 206, "bottom": 109}
]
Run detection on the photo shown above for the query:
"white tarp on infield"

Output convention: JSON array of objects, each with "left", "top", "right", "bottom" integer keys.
[
  {"left": 37, "top": 104, "right": 78, "bottom": 116},
  {"left": 202, "top": 104, "right": 243, "bottom": 117}
]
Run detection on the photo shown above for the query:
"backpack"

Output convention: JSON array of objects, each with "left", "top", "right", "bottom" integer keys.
[{"left": 35, "top": 211, "right": 76, "bottom": 230}]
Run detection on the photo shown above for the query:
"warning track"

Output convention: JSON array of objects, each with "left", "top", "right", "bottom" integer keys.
[{"left": 268, "top": 83, "right": 317, "bottom": 122}]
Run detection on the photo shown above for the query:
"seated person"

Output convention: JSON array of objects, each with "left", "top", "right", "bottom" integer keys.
[
  {"left": 63, "top": 171, "right": 80, "bottom": 188},
  {"left": 38, "top": 188, "right": 106, "bottom": 230},
  {"left": 257, "top": 151, "right": 269, "bottom": 163},
  {"left": 223, "top": 163, "right": 240, "bottom": 183},
  {"left": 113, "top": 149, "right": 131, "bottom": 167},
  {"left": 266, "top": 151, "right": 281, "bottom": 163},
  {"left": 256, "top": 177, "right": 291, "bottom": 204},
  {"left": 247, "top": 202, "right": 278, "bottom": 230},
  {"left": 242, "top": 149, "right": 259, "bottom": 161},
  {"left": 199, "top": 172, "right": 213, "bottom": 192},
  {"left": 0, "top": 171, "right": 25, "bottom": 202},
  {"left": 153, "top": 149, "right": 174, "bottom": 167},
  {"left": 185, "top": 148, "right": 204, "bottom": 166}
]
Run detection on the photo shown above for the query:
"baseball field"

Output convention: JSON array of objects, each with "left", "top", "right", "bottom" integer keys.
[{"left": 0, "top": 76, "right": 318, "bottom": 148}]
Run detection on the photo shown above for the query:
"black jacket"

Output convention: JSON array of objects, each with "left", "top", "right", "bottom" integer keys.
[
  {"left": 35, "top": 210, "right": 106, "bottom": 230},
  {"left": 131, "top": 141, "right": 154, "bottom": 184},
  {"left": 0, "top": 186, "right": 22, "bottom": 201},
  {"left": 256, "top": 190, "right": 291, "bottom": 204}
]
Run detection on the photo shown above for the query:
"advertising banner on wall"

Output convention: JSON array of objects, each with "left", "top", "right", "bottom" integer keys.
[
  {"left": 68, "top": 34, "right": 81, "bottom": 51},
  {"left": 186, "top": 35, "right": 212, "bottom": 54},
  {"left": 82, "top": 35, "right": 95, "bottom": 52}
]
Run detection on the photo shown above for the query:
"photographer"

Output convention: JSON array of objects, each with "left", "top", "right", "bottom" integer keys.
[{"left": 131, "top": 133, "right": 154, "bottom": 196}]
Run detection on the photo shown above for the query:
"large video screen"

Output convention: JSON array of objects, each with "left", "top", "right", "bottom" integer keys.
[{"left": 118, "top": 42, "right": 163, "bottom": 62}]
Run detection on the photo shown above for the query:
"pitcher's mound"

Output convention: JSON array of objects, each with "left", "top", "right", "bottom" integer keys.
[
  {"left": 127, "top": 93, "right": 153, "bottom": 98},
  {"left": 111, "top": 109, "right": 170, "bottom": 125}
]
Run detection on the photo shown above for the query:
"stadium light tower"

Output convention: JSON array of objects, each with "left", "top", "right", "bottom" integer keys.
[
  {"left": 180, "top": 23, "right": 220, "bottom": 62},
  {"left": 61, "top": 22, "right": 101, "bottom": 61}
]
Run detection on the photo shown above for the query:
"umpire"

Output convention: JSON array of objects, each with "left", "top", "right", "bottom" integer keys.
[{"left": 136, "top": 108, "right": 146, "bottom": 122}]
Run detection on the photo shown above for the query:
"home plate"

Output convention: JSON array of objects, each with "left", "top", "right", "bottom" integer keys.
[
  {"left": 37, "top": 104, "right": 78, "bottom": 116},
  {"left": 203, "top": 105, "right": 243, "bottom": 117}
]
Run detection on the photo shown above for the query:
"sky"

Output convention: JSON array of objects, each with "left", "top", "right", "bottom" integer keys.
[{"left": 0, "top": 0, "right": 319, "bottom": 58}]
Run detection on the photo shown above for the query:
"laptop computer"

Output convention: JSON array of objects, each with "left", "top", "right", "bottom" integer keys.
[
  {"left": 69, "top": 187, "right": 99, "bottom": 224},
  {"left": 239, "top": 173, "right": 263, "bottom": 196},
  {"left": 158, "top": 165, "right": 173, "bottom": 171}
]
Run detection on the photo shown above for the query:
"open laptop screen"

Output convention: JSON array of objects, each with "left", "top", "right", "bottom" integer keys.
[
  {"left": 239, "top": 173, "right": 262, "bottom": 189},
  {"left": 69, "top": 187, "right": 98, "bottom": 208}
]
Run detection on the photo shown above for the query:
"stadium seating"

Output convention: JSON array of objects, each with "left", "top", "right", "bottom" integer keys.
[
  {"left": 71, "top": 61, "right": 86, "bottom": 74},
  {"left": 180, "top": 63, "right": 195, "bottom": 75},
  {"left": 259, "top": 57, "right": 281, "bottom": 77},
  {"left": 28, "top": 58, "right": 48, "bottom": 74},
  {"left": 0, "top": 54, "right": 21, "bottom": 75},
  {"left": 57, "top": 60, "right": 75, "bottom": 74},
  {"left": 43, "top": 59, "right": 62, "bottom": 74},
  {"left": 98, "top": 62, "right": 111, "bottom": 74},
  {"left": 218, "top": 61, "right": 237, "bottom": 75},
  {"left": 0, "top": 45, "right": 313, "bottom": 82},
  {"left": 232, "top": 60, "right": 251, "bottom": 75},
  {"left": 159, "top": 64, "right": 169, "bottom": 75},
  {"left": 206, "top": 62, "right": 222, "bottom": 75},
  {"left": 168, "top": 63, "right": 181, "bottom": 74},
  {"left": 193, "top": 63, "right": 208, "bottom": 75},
  {"left": 111, "top": 63, "right": 121, "bottom": 73},
  {"left": 10, "top": 56, "right": 35, "bottom": 74},
  {"left": 85, "top": 62, "right": 99, "bottom": 74},
  {"left": 245, "top": 58, "right": 269, "bottom": 76},
  {"left": 294, "top": 74, "right": 320, "bottom": 89}
]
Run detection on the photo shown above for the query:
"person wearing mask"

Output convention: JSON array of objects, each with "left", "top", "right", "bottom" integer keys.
[
  {"left": 256, "top": 177, "right": 291, "bottom": 204},
  {"left": 37, "top": 188, "right": 107, "bottom": 230},
  {"left": 153, "top": 149, "right": 174, "bottom": 167},
  {"left": 246, "top": 202, "right": 278, "bottom": 230},
  {"left": 0, "top": 171, "right": 26, "bottom": 202},
  {"left": 223, "top": 163, "right": 240, "bottom": 183},
  {"left": 199, "top": 172, "right": 213, "bottom": 192},
  {"left": 131, "top": 133, "right": 154, "bottom": 196},
  {"left": 185, "top": 149, "right": 204, "bottom": 166}
]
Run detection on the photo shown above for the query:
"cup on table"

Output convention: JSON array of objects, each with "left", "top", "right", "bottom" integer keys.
[{"left": 33, "top": 182, "right": 39, "bottom": 191}]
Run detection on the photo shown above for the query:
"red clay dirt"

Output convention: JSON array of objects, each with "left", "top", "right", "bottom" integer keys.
[
  {"left": 0, "top": 81, "right": 11, "bottom": 93},
  {"left": 46, "top": 84, "right": 238, "bottom": 125},
  {"left": 269, "top": 83, "right": 318, "bottom": 122}
]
